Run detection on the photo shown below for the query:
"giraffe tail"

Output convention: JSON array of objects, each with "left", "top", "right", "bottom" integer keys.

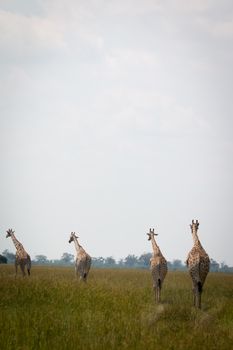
[
  {"left": 197, "top": 281, "right": 202, "bottom": 293},
  {"left": 158, "top": 278, "right": 161, "bottom": 289},
  {"left": 197, "top": 261, "right": 203, "bottom": 292},
  {"left": 27, "top": 255, "right": 31, "bottom": 276}
]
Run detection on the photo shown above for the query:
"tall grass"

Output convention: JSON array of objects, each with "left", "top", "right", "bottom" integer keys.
[{"left": 0, "top": 265, "right": 232, "bottom": 349}]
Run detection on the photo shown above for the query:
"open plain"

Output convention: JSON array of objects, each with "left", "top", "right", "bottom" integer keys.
[{"left": 0, "top": 265, "right": 232, "bottom": 350}]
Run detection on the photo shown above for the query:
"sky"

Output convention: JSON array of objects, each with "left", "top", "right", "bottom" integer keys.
[{"left": 0, "top": 0, "right": 233, "bottom": 265}]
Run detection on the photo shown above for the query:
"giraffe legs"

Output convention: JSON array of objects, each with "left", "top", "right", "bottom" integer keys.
[
  {"left": 192, "top": 284, "right": 202, "bottom": 309},
  {"left": 80, "top": 275, "right": 87, "bottom": 283},
  {"left": 82, "top": 273, "right": 88, "bottom": 283},
  {"left": 75, "top": 260, "right": 90, "bottom": 282},
  {"left": 193, "top": 291, "right": 201, "bottom": 308},
  {"left": 197, "top": 292, "right": 201, "bottom": 309},
  {"left": 15, "top": 261, "right": 18, "bottom": 278},
  {"left": 153, "top": 284, "right": 161, "bottom": 303},
  {"left": 153, "top": 286, "right": 157, "bottom": 303},
  {"left": 75, "top": 264, "right": 86, "bottom": 282},
  {"left": 196, "top": 284, "right": 202, "bottom": 309},
  {"left": 193, "top": 290, "right": 196, "bottom": 307},
  {"left": 26, "top": 256, "right": 31, "bottom": 276},
  {"left": 157, "top": 287, "right": 161, "bottom": 303},
  {"left": 75, "top": 265, "right": 79, "bottom": 279},
  {"left": 19, "top": 263, "right": 26, "bottom": 277}
]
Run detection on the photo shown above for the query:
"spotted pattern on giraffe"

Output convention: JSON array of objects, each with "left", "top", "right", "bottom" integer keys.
[
  {"left": 69, "top": 232, "right": 91, "bottom": 282},
  {"left": 186, "top": 220, "right": 210, "bottom": 308},
  {"left": 147, "top": 228, "right": 167, "bottom": 303},
  {"left": 6, "top": 229, "right": 31, "bottom": 277}
]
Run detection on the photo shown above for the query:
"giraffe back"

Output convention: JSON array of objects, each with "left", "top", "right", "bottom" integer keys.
[
  {"left": 150, "top": 255, "right": 167, "bottom": 283},
  {"left": 75, "top": 246, "right": 92, "bottom": 279},
  {"left": 16, "top": 247, "right": 30, "bottom": 260},
  {"left": 187, "top": 246, "right": 210, "bottom": 286}
]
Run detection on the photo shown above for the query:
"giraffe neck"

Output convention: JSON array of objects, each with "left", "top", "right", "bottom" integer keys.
[
  {"left": 10, "top": 233, "right": 24, "bottom": 251},
  {"left": 151, "top": 236, "right": 161, "bottom": 255},
  {"left": 73, "top": 237, "right": 82, "bottom": 254},
  {"left": 192, "top": 230, "right": 202, "bottom": 248}
]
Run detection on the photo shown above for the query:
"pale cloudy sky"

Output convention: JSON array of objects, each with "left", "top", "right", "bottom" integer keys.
[{"left": 0, "top": 0, "right": 233, "bottom": 265}]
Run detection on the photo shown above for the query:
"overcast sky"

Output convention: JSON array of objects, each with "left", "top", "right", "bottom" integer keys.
[{"left": 0, "top": 0, "right": 233, "bottom": 265}]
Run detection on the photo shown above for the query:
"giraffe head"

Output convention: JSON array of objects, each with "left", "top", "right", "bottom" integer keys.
[
  {"left": 6, "top": 228, "right": 14, "bottom": 238},
  {"left": 147, "top": 228, "right": 158, "bottom": 240},
  {"left": 69, "top": 232, "right": 79, "bottom": 243},
  {"left": 190, "top": 220, "right": 199, "bottom": 233}
]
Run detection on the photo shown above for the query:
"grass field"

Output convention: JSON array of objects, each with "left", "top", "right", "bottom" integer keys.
[{"left": 0, "top": 265, "right": 232, "bottom": 350}]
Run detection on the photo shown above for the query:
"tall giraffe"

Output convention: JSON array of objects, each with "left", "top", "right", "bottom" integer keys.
[
  {"left": 186, "top": 220, "right": 210, "bottom": 309},
  {"left": 147, "top": 228, "right": 167, "bottom": 303},
  {"left": 6, "top": 229, "right": 31, "bottom": 277},
  {"left": 68, "top": 232, "right": 91, "bottom": 282}
]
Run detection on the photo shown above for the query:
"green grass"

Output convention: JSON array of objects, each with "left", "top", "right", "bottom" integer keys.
[{"left": 0, "top": 265, "right": 232, "bottom": 350}]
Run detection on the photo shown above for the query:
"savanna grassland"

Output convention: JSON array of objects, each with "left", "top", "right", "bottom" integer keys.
[{"left": 0, "top": 265, "right": 232, "bottom": 350}]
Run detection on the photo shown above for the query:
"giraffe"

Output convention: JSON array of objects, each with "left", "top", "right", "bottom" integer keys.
[
  {"left": 147, "top": 228, "right": 167, "bottom": 303},
  {"left": 68, "top": 232, "right": 91, "bottom": 282},
  {"left": 6, "top": 229, "right": 31, "bottom": 277},
  {"left": 186, "top": 220, "right": 210, "bottom": 309}
]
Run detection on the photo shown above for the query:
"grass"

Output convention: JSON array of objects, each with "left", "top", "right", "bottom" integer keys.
[{"left": 0, "top": 265, "right": 232, "bottom": 350}]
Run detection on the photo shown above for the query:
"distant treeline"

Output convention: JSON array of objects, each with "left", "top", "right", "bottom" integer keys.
[{"left": 1, "top": 250, "right": 232, "bottom": 273}]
